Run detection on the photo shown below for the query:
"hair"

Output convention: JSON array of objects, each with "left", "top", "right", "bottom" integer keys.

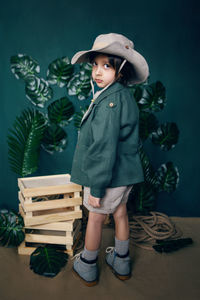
[{"left": 88, "top": 51, "right": 136, "bottom": 86}]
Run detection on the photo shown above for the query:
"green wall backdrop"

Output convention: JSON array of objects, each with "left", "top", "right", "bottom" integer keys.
[{"left": 0, "top": 0, "right": 199, "bottom": 216}]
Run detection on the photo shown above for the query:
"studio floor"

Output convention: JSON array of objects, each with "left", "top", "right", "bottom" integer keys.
[{"left": 0, "top": 216, "right": 200, "bottom": 300}]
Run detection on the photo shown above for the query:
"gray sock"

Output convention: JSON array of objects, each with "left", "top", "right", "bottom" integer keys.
[
  {"left": 81, "top": 246, "right": 99, "bottom": 261},
  {"left": 115, "top": 236, "right": 129, "bottom": 256}
]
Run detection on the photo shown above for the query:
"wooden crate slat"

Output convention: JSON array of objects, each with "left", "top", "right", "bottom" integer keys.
[
  {"left": 25, "top": 211, "right": 82, "bottom": 226},
  {"left": 18, "top": 191, "right": 25, "bottom": 211},
  {"left": 24, "top": 219, "right": 77, "bottom": 231},
  {"left": 19, "top": 203, "right": 25, "bottom": 218},
  {"left": 24, "top": 195, "right": 33, "bottom": 218},
  {"left": 74, "top": 191, "right": 81, "bottom": 211},
  {"left": 19, "top": 204, "right": 82, "bottom": 226},
  {"left": 19, "top": 194, "right": 82, "bottom": 213},
  {"left": 18, "top": 241, "right": 74, "bottom": 256},
  {"left": 25, "top": 234, "right": 68, "bottom": 245},
  {"left": 25, "top": 197, "right": 82, "bottom": 212},
  {"left": 18, "top": 174, "right": 71, "bottom": 183},
  {"left": 19, "top": 183, "right": 82, "bottom": 198},
  {"left": 18, "top": 180, "right": 26, "bottom": 195},
  {"left": 18, "top": 231, "right": 82, "bottom": 257},
  {"left": 18, "top": 174, "right": 81, "bottom": 197}
]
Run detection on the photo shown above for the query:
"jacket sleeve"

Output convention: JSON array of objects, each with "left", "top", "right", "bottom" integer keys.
[{"left": 82, "top": 98, "right": 121, "bottom": 198}]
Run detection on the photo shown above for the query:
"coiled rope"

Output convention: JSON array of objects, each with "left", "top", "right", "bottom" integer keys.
[{"left": 129, "top": 211, "right": 183, "bottom": 250}]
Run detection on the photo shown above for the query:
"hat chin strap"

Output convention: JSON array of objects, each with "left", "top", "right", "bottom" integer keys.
[
  {"left": 118, "top": 59, "right": 127, "bottom": 73},
  {"left": 90, "top": 59, "right": 127, "bottom": 99},
  {"left": 90, "top": 78, "right": 95, "bottom": 99}
]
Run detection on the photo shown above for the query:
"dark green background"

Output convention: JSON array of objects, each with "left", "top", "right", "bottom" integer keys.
[{"left": 0, "top": 0, "right": 199, "bottom": 216}]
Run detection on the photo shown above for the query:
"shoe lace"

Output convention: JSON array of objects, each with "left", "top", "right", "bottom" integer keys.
[
  {"left": 106, "top": 246, "right": 117, "bottom": 265},
  {"left": 71, "top": 250, "right": 83, "bottom": 261},
  {"left": 105, "top": 246, "right": 115, "bottom": 254}
]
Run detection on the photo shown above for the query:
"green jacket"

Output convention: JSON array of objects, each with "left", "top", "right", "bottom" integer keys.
[{"left": 70, "top": 81, "right": 144, "bottom": 198}]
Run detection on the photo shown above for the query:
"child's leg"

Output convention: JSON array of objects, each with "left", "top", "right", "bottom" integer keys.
[
  {"left": 113, "top": 202, "right": 129, "bottom": 240},
  {"left": 82, "top": 211, "right": 107, "bottom": 260},
  {"left": 72, "top": 211, "right": 106, "bottom": 287},
  {"left": 113, "top": 203, "right": 130, "bottom": 255},
  {"left": 105, "top": 202, "right": 131, "bottom": 280}
]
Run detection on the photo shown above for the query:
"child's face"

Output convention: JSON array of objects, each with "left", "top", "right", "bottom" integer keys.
[{"left": 91, "top": 54, "right": 117, "bottom": 88}]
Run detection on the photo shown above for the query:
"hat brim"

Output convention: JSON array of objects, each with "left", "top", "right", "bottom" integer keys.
[{"left": 71, "top": 43, "right": 149, "bottom": 84}]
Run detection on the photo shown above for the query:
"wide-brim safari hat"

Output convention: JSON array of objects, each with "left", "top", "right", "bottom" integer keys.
[{"left": 71, "top": 33, "right": 149, "bottom": 84}]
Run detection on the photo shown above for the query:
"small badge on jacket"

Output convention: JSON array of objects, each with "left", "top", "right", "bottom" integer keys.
[{"left": 107, "top": 102, "right": 117, "bottom": 108}]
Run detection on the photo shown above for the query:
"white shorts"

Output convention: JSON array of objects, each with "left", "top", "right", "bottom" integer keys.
[{"left": 83, "top": 185, "right": 133, "bottom": 214}]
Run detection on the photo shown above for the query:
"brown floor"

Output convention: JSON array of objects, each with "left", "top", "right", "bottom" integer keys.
[{"left": 0, "top": 217, "right": 200, "bottom": 300}]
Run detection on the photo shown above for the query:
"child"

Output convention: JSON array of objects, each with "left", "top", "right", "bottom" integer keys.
[{"left": 70, "top": 33, "right": 149, "bottom": 287}]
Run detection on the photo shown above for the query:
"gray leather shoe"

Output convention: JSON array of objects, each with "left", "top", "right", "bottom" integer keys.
[
  {"left": 105, "top": 247, "right": 131, "bottom": 280},
  {"left": 72, "top": 251, "right": 99, "bottom": 287}
]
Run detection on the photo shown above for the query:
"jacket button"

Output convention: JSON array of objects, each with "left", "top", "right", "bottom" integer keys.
[{"left": 109, "top": 102, "right": 114, "bottom": 107}]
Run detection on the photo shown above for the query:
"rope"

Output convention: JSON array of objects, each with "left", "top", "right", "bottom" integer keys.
[{"left": 129, "top": 211, "right": 183, "bottom": 250}]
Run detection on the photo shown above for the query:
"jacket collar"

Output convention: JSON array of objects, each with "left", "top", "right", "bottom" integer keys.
[
  {"left": 92, "top": 81, "right": 124, "bottom": 106},
  {"left": 80, "top": 82, "right": 125, "bottom": 127}
]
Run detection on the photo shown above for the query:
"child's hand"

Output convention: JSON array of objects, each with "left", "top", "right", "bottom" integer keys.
[{"left": 88, "top": 194, "right": 101, "bottom": 208}]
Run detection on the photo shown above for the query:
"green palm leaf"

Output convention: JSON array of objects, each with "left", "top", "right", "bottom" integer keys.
[
  {"left": 73, "top": 106, "right": 88, "bottom": 130},
  {"left": 10, "top": 54, "right": 40, "bottom": 81},
  {"left": 41, "top": 124, "right": 68, "bottom": 154},
  {"left": 0, "top": 209, "right": 25, "bottom": 247},
  {"left": 30, "top": 245, "right": 68, "bottom": 277},
  {"left": 7, "top": 108, "right": 47, "bottom": 176},
  {"left": 79, "top": 62, "right": 92, "bottom": 75},
  {"left": 46, "top": 56, "right": 74, "bottom": 87},
  {"left": 67, "top": 63, "right": 92, "bottom": 100},
  {"left": 150, "top": 122, "right": 180, "bottom": 150},
  {"left": 47, "top": 97, "right": 75, "bottom": 126},
  {"left": 128, "top": 80, "right": 148, "bottom": 96},
  {"left": 25, "top": 77, "right": 53, "bottom": 107},
  {"left": 139, "top": 111, "right": 159, "bottom": 140},
  {"left": 155, "top": 161, "right": 180, "bottom": 193},
  {"left": 129, "top": 182, "right": 156, "bottom": 214},
  {"left": 135, "top": 81, "right": 166, "bottom": 112}
]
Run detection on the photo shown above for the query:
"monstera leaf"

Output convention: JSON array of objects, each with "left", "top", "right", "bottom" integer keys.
[
  {"left": 0, "top": 209, "right": 25, "bottom": 247},
  {"left": 10, "top": 54, "right": 40, "bottom": 81},
  {"left": 73, "top": 106, "right": 88, "bottom": 130},
  {"left": 129, "top": 182, "right": 156, "bottom": 214},
  {"left": 139, "top": 146, "right": 157, "bottom": 188},
  {"left": 47, "top": 97, "right": 75, "bottom": 126},
  {"left": 47, "top": 56, "right": 74, "bottom": 87},
  {"left": 135, "top": 81, "right": 166, "bottom": 112},
  {"left": 128, "top": 80, "right": 148, "bottom": 96},
  {"left": 30, "top": 245, "right": 68, "bottom": 277},
  {"left": 139, "top": 111, "right": 159, "bottom": 140},
  {"left": 67, "top": 63, "right": 92, "bottom": 100},
  {"left": 7, "top": 108, "right": 47, "bottom": 176},
  {"left": 25, "top": 77, "right": 53, "bottom": 107},
  {"left": 155, "top": 161, "right": 179, "bottom": 193},
  {"left": 150, "top": 122, "right": 179, "bottom": 151},
  {"left": 80, "top": 62, "right": 92, "bottom": 74},
  {"left": 41, "top": 123, "right": 68, "bottom": 154}
]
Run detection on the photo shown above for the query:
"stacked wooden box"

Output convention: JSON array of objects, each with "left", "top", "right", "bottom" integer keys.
[{"left": 17, "top": 174, "right": 83, "bottom": 256}]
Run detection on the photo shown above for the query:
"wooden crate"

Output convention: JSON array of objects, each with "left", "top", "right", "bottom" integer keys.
[
  {"left": 17, "top": 215, "right": 82, "bottom": 257},
  {"left": 18, "top": 174, "right": 82, "bottom": 226}
]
